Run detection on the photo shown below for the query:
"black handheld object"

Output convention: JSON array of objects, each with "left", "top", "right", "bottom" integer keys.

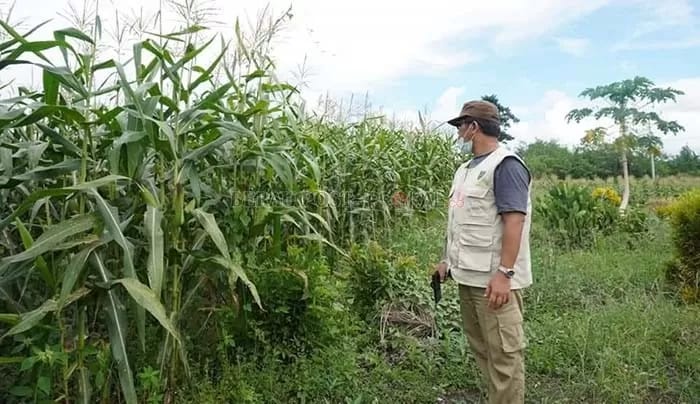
[{"left": 431, "top": 271, "right": 442, "bottom": 305}]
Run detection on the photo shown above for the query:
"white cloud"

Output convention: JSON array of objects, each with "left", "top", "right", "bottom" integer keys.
[
  {"left": 654, "top": 77, "right": 700, "bottom": 154},
  {"left": 3, "top": 0, "right": 612, "bottom": 98},
  {"left": 431, "top": 87, "right": 466, "bottom": 123},
  {"left": 510, "top": 78, "right": 700, "bottom": 155},
  {"left": 510, "top": 90, "right": 608, "bottom": 148},
  {"left": 612, "top": 0, "right": 700, "bottom": 51},
  {"left": 265, "top": 0, "right": 612, "bottom": 98},
  {"left": 555, "top": 37, "right": 590, "bottom": 56}
]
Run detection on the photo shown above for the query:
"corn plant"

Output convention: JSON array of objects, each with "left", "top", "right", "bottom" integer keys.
[{"left": 0, "top": 4, "right": 458, "bottom": 402}]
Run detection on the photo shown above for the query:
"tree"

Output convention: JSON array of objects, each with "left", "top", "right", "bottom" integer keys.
[
  {"left": 580, "top": 126, "right": 608, "bottom": 150},
  {"left": 636, "top": 132, "right": 663, "bottom": 180},
  {"left": 481, "top": 94, "right": 519, "bottom": 143},
  {"left": 671, "top": 146, "right": 700, "bottom": 174},
  {"left": 565, "top": 76, "right": 685, "bottom": 212}
]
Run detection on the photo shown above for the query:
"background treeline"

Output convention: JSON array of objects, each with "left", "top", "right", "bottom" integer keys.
[{"left": 516, "top": 140, "right": 700, "bottom": 179}]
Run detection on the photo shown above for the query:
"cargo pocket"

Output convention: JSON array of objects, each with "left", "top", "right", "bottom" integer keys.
[
  {"left": 456, "top": 222, "right": 493, "bottom": 272},
  {"left": 496, "top": 307, "right": 526, "bottom": 353}
]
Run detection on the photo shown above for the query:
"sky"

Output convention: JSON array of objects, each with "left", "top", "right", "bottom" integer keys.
[{"left": 2, "top": 0, "right": 700, "bottom": 155}]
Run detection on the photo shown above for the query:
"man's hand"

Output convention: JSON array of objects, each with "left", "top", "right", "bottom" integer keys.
[
  {"left": 434, "top": 261, "right": 448, "bottom": 283},
  {"left": 485, "top": 272, "right": 510, "bottom": 309}
]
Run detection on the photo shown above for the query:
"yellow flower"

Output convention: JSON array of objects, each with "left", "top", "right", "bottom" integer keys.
[{"left": 592, "top": 187, "right": 622, "bottom": 206}]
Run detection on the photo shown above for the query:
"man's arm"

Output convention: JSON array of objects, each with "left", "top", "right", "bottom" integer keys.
[
  {"left": 500, "top": 212, "right": 525, "bottom": 268},
  {"left": 493, "top": 156, "right": 531, "bottom": 269}
]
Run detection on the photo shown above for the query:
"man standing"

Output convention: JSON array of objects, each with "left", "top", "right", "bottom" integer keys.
[{"left": 434, "top": 100, "right": 532, "bottom": 404}]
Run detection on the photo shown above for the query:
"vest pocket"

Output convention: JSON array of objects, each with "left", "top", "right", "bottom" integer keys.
[
  {"left": 460, "top": 187, "right": 491, "bottom": 223},
  {"left": 456, "top": 223, "right": 494, "bottom": 272}
]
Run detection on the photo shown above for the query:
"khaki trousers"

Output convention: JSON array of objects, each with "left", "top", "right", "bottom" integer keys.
[{"left": 458, "top": 284, "right": 526, "bottom": 404}]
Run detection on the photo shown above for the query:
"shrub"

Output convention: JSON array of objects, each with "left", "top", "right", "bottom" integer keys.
[
  {"left": 535, "top": 183, "right": 619, "bottom": 249},
  {"left": 662, "top": 190, "right": 700, "bottom": 304},
  {"left": 592, "top": 186, "right": 622, "bottom": 206},
  {"left": 343, "top": 241, "right": 425, "bottom": 323},
  {"left": 231, "top": 246, "right": 351, "bottom": 361}
]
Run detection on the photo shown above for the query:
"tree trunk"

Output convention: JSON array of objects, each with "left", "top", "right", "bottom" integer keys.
[
  {"left": 620, "top": 149, "right": 630, "bottom": 214},
  {"left": 650, "top": 154, "right": 656, "bottom": 181}
]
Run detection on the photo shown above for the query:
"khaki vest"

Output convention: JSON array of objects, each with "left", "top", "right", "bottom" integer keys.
[{"left": 444, "top": 146, "right": 532, "bottom": 289}]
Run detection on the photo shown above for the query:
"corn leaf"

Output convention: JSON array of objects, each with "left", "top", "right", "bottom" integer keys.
[
  {"left": 89, "top": 189, "right": 145, "bottom": 351},
  {"left": 114, "top": 278, "right": 181, "bottom": 346},
  {"left": 193, "top": 208, "right": 229, "bottom": 258},
  {"left": 210, "top": 255, "right": 262, "bottom": 309},
  {"left": 53, "top": 27, "right": 94, "bottom": 45},
  {"left": 0, "top": 299, "right": 57, "bottom": 340},
  {"left": 59, "top": 243, "right": 101, "bottom": 306},
  {"left": 1, "top": 214, "right": 96, "bottom": 265},
  {"left": 90, "top": 253, "right": 137, "bottom": 404},
  {"left": 144, "top": 206, "right": 164, "bottom": 298},
  {"left": 183, "top": 131, "right": 235, "bottom": 162},
  {"left": 36, "top": 123, "right": 82, "bottom": 157},
  {"left": 14, "top": 219, "right": 53, "bottom": 288}
]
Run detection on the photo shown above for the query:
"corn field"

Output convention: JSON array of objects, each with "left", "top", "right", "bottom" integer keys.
[{"left": 0, "top": 7, "right": 458, "bottom": 402}]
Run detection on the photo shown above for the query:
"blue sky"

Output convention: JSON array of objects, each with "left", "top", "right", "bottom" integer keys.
[
  {"left": 3, "top": 0, "right": 700, "bottom": 154},
  {"left": 384, "top": 6, "right": 700, "bottom": 110}
]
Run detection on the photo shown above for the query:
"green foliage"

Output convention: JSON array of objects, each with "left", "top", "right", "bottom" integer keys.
[
  {"left": 565, "top": 75, "right": 686, "bottom": 212},
  {"left": 535, "top": 183, "right": 619, "bottom": 249},
  {"left": 343, "top": 241, "right": 425, "bottom": 323},
  {"left": 237, "top": 249, "right": 351, "bottom": 361},
  {"left": 517, "top": 138, "right": 700, "bottom": 180},
  {"left": 662, "top": 189, "right": 700, "bottom": 303},
  {"left": 0, "top": 8, "right": 457, "bottom": 402},
  {"left": 0, "top": 4, "right": 699, "bottom": 404},
  {"left": 178, "top": 214, "right": 700, "bottom": 403}
]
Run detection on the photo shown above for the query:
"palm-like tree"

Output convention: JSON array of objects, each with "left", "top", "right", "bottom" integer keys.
[{"left": 637, "top": 133, "right": 663, "bottom": 180}]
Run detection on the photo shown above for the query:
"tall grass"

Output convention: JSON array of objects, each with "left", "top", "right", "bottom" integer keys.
[{"left": 0, "top": 2, "right": 458, "bottom": 402}]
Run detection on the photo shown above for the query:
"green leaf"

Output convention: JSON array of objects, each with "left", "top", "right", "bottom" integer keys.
[
  {"left": 54, "top": 27, "right": 95, "bottom": 44},
  {"left": 143, "top": 25, "right": 207, "bottom": 41},
  {"left": 0, "top": 356, "right": 24, "bottom": 364},
  {"left": 36, "top": 123, "right": 82, "bottom": 157},
  {"left": 183, "top": 131, "right": 235, "bottom": 162},
  {"left": 90, "top": 253, "right": 137, "bottom": 404},
  {"left": 193, "top": 208, "right": 229, "bottom": 258},
  {"left": 144, "top": 206, "right": 164, "bottom": 298},
  {"left": 37, "top": 376, "right": 50, "bottom": 395},
  {"left": 89, "top": 189, "right": 145, "bottom": 351},
  {"left": 59, "top": 244, "right": 100, "bottom": 305},
  {"left": 113, "top": 278, "right": 182, "bottom": 344},
  {"left": 109, "top": 131, "right": 146, "bottom": 173},
  {"left": 36, "top": 65, "right": 89, "bottom": 99},
  {"left": 0, "top": 313, "right": 19, "bottom": 324},
  {"left": 14, "top": 219, "right": 53, "bottom": 288},
  {"left": 262, "top": 152, "right": 294, "bottom": 189},
  {"left": 1, "top": 159, "right": 81, "bottom": 187},
  {"left": 43, "top": 69, "right": 59, "bottom": 105},
  {"left": 188, "top": 43, "right": 227, "bottom": 92},
  {"left": 0, "top": 174, "right": 129, "bottom": 231},
  {"left": 211, "top": 256, "right": 262, "bottom": 309},
  {"left": 9, "top": 386, "right": 33, "bottom": 397},
  {"left": 1, "top": 214, "right": 96, "bottom": 265},
  {"left": 1, "top": 299, "right": 58, "bottom": 340}
]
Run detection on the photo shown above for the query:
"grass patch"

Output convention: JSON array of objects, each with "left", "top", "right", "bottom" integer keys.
[{"left": 180, "top": 214, "right": 700, "bottom": 403}]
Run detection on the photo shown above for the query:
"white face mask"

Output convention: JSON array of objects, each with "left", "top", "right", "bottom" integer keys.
[
  {"left": 456, "top": 122, "right": 475, "bottom": 154},
  {"left": 456, "top": 136, "right": 472, "bottom": 154}
]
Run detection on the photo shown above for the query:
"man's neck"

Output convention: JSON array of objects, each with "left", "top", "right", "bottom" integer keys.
[{"left": 472, "top": 139, "right": 499, "bottom": 157}]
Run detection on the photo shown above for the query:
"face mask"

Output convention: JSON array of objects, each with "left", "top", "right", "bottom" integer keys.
[
  {"left": 456, "top": 137, "right": 472, "bottom": 154},
  {"left": 456, "top": 122, "right": 474, "bottom": 154}
]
